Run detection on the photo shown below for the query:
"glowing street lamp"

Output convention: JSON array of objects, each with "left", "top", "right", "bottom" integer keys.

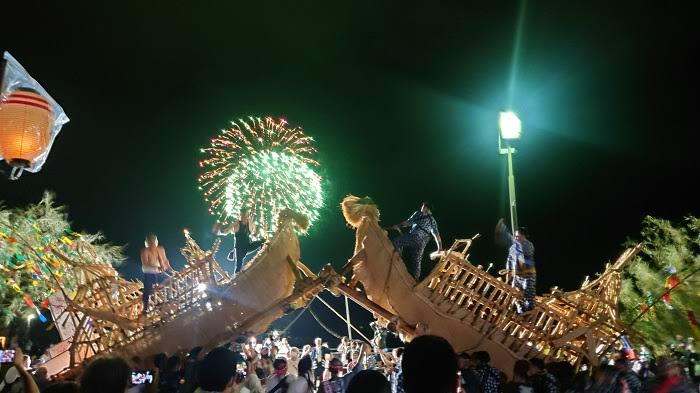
[
  {"left": 499, "top": 111, "right": 522, "bottom": 140},
  {"left": 498, "top": 111, "right": 522, "bottom": 236}
]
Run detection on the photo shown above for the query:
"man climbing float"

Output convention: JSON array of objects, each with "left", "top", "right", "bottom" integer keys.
[
  {"left": 212, "top": 209, "right": 264, "bottom": 276},
  {"left": 496, "top": 219, "right": 536, "bottom": 314},
  {"left": 392, "top": 201, "right": 442, "bottom": 280}
]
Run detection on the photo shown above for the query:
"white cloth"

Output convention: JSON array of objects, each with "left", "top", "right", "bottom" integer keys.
[
  {"left": 3, "top": 366, "right": 20, "bottom": 384},
  {"left": 277, "top": 345, "right": 290, "bottom": 359},
  {"left": 287, "top": 376, "right": 314, "bottom": 393},
  {"left": 0, "top": 368, "right": 23, "bottom": 393},
  {"left": 142, "top": 265, "right": 160, "bottom": 274}
]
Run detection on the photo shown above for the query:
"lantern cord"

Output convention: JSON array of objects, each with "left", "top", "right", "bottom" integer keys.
[{"left": 9, "top": 166, "right": 24, "bottom": 180}]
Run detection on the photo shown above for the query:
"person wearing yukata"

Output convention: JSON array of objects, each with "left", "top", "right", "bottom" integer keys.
[
  {"left": 496, "top": 219, "right": 536, "bottom": 314},
  {"left": 392, "top": 201, "right": 443, "bottom": 280}
]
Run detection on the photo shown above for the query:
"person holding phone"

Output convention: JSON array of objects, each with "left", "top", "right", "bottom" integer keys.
[{"left": 0, "top": 348, "right": 40, "bottom": 393}]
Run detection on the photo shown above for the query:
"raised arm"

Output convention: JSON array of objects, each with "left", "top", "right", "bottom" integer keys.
[
  {"left": 400, "top": 211, "right": 419, "bottom": 227},
  {"left": 495, "top": 218, "right": 514, "bottom": 246},
  {"left": 433, "top": 232, "right": 443, "bottom": 252},
  {"left": 213, "top": 221, "right": 240, "bottom": 236},
  {"left": 14, "top": 348, "right": 40, "bottom": 393},
  {"left": 352, "top": 342, "right": 372, "bottom": 371}
]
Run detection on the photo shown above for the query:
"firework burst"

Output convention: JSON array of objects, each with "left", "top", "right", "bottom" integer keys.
[{"left": 198, "top": 116, "right": 323, "bottom": 240}]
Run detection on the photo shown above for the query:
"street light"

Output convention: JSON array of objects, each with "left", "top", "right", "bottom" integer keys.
[
  {"left": 499, "top": 111, "right": 521, "bottom": 139},
  {"left": 498, "top": 111, "right": 521, "bottom": 236}
]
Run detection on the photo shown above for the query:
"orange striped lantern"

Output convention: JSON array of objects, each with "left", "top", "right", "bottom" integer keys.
[{"left": 0, "top": 88, "right": 54, "bottom": 169}]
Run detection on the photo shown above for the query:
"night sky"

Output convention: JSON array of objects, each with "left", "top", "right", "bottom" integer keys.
[{"left": 2, "top": 1, "right": 699, "bottom": 343}]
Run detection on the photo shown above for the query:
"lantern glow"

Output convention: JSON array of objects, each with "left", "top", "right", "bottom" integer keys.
[
  {"left": 0, "top": 51, "right": 70, "bottom": 179},
  {"left": 0, "top": 89, "right": 54, "bottom": 168}
]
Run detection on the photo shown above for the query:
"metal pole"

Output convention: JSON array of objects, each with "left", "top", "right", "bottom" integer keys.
[
  {"left": 314, "top": 295, "right": 372, "bottom": 343},
  {"left": 344, "top": 295, "right": 352, "bottom": 339},
  {"left": 506, "top": 143, "right": 518, "bottom": 236}
]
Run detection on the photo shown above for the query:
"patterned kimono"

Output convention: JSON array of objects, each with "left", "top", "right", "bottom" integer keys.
[
  {"left": 392, "top": 210, "right": 439, "bottom": 280},
  {"left": 506, "top": 238, "right": 536, "bottom": 313}
]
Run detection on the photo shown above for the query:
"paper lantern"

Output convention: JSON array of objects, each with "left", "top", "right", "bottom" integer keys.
[{"left": 0, "top": 88, "right": 54, "bottom": 169}]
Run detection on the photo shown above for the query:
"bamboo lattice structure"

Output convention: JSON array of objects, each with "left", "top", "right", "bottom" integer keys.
[
  {"left": 340, "top": 201, "right": 642, "bottom": 374},
  {"left": 44, "top": 215, "right": 317, "bottom": 374},
  {"left": 42, "top": 199, "right": 640, "bottom": 377},
  {"left": 420, "top": 240, "right": 642, "bottom": 367}
]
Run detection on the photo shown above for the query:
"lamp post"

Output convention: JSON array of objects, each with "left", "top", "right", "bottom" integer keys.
[{"left": 498, "top": 111, "right": 522, "bottom": 236}]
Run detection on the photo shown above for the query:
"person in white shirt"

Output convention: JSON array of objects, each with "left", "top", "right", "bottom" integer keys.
[
  {"left": 286, "top": 347, "right": 300, "bottom": 376},
  {"left": 277, "top": 338, "right": 291, "bottom": 359}
]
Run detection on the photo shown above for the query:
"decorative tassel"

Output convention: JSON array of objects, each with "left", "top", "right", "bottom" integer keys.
[{"left": 663, "top": 266, "right": 679, "bottom": 309}]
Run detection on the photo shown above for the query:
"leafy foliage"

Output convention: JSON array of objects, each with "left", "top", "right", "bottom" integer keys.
[
  {"left": 0, "top": 193, "right": 123, "bottom": 326},
  {"left": 620, "top": 216, "right": 700, "bottom": 353}
]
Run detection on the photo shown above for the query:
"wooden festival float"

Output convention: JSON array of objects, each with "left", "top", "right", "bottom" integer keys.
[
  {"left": 42, "top": 199, "right": 639, "bottom": 376},
  {"left": 336, "top": 195, "right": 641, "bottom": 373},
  {"left": 43, "top": 210, "right": 326, "bottom": 375}
]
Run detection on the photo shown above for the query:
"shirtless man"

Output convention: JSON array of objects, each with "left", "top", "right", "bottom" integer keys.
[{"left": 141, "top": 233, "right": 175, "bottom": 313}]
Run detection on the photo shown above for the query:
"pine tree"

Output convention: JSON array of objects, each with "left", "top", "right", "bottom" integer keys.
[
  {"left": 0, "top": 193, "right": 124, "bottom": 326},
  {"left": 620, "top": 216, "right": 700, "bottom": 353}
]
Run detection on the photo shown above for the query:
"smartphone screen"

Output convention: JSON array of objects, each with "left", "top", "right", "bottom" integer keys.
[
  {"left": 131, "top": 370, "right": 154, "bottom": 385},
  {"left": 0, "top": 350, "right": 16, "bottom": 363}
]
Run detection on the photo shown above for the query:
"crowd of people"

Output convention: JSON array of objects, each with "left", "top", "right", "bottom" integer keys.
[{"left": 2, "top": 331, "right": 699, "bottom": 393}]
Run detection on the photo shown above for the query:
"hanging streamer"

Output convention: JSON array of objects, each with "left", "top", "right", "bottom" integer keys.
[
  {"left": 688, "top": 310, "right": 700, "bottom": 338},
  {"left": 663, "top": 266, "right": 680, "bottom": 309}
]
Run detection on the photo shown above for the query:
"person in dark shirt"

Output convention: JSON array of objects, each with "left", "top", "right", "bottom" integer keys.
[
  {"left": 345, "top": 370, "right": 390, "bottom": 393},
  {"left": 402, "top": 335, "right": 458, "bottom": 393},
  {"left": 503, "top": 360, "right": 535, "bottom": 393},
  {"left": 472, "top": 351, "right": 502, "bottom": 393},
  {"left": 180, "top": 347, "right": 205, "bottom": 393},
  {"left": 529, "top": 358, "right": 559, "bottom": 393},
  {"left": 212, "top": 209, "right": 264, "bottom": 276},
  {"left": 32, "top": 367, "right": 49, "bottom": 392},
  {"left": 458, "top": 353, "right": 482, "bottom": 393},
  {"left": 392, "top": 202, "right": 442, "bottom": 280},
  {"left": 158, "top": 355, "right": 182, "bottom": 393},
  {"left": 614, "top": 358, "right": 642, "bottom": 393},
  {"left": 309, "top": 338, "right": 330, "bottom": 383}
]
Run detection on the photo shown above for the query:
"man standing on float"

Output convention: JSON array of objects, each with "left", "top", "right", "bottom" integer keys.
[
  {"left": 496, "top": 219, "right": 536, "bottom": 314},
  {"left": 392, "top": 201, "right": 442, "bottom": 280},
  {"left": 214, "top": 209, "right": 264, "bottom": 276},
  {"left": 141, "top": 233, "right": 175, "bottom": 313}
]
